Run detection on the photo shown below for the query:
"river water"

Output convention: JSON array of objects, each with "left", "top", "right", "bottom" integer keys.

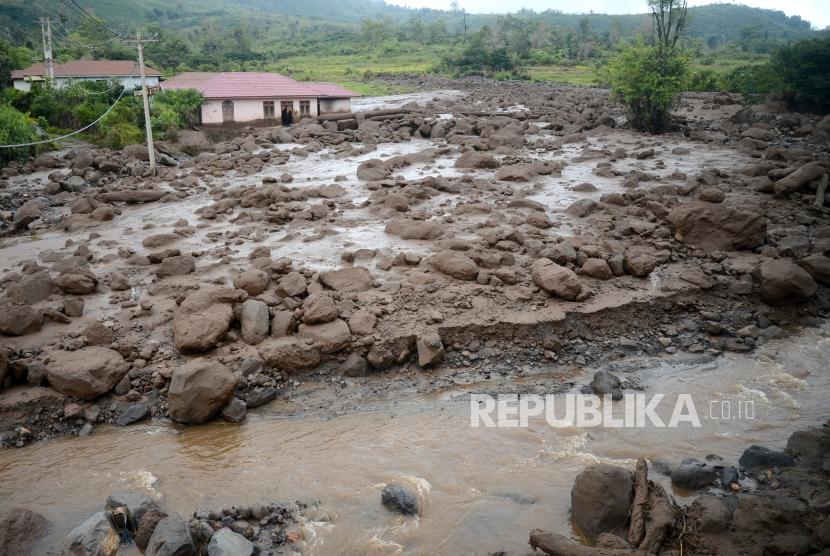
[{"left": 1, "top": 325, "right": 828, "bottom": 555}]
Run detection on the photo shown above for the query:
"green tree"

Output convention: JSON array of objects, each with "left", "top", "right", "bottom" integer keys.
[
  {"left": 773, "top": 37, "right": 830, "bottom": 113},
  {"left": 609, "top": 42, "right": 687, "bottom": 133}
]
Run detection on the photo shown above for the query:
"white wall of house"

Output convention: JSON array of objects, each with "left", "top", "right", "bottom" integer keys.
[
  {"left": 319, "top": 98, "right": 352, "bottom": 114},
  {"left": 12, "top": 75, "right": 158, "bottom": 92},
  {"left": 201, "top": 97, "right": 319, "bottom": 124}
]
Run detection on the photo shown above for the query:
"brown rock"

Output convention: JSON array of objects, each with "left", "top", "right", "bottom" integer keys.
[
  {"left": 348, "top": 310, "right": 377, "bottom": 335},
  {"left": 276, "top": 272, "right": 308, "bottom": 297},
  {"left": 801, "top": 255, "right": 830, "bottom": 286},
  {"left": 156, "top": 255, "right": 195, "bottom": 277},
  {"left": 454, "top": 151, "right": 500, "bottom": 169},
  {"left": 624, "top": 252, "right": 659, "bottom": 277},
  {"left": 303, "top": 294, "right": 339, "bottom": 324},
  {"left": 259, "top": 337, "right": 321, "bottom": 371},
  {"left": 54, "top": 270, "right": 97, "bottom": 295},
  {"left": 0, "top": 304, "right": 43, "bottom": 336},
  {"left": 298, "top": 318, "right": 351, "bottom": 353},
  {"left": 571, "top": 464, "right": 633, "bottom": 541},
  {"left": 433, "top": 251, "right": 479, "bottom": 281},
  {"left": 234, "top": 268, "right": 270, "bottom": 296},
  {"left": 45, "top": 347, "right": 129, "bottom": 399},
  {"left": 531, "top": 258, "right": 583, "bottom": 300},
  {"left": 580, "top": 258, "right": 613, "bottom": 280},
  {"left": 416, "top": 332, "right": 444, "bottom": 367},
  {"left": 666, "top": 201, "right": 766, "bottom": 251},
  {"left": 756, "top": 259, "right": 817, "bottom": 305},
  {"left": 172, "top": 303, "right": 233, "bottom": 354},
  {"left": 270, "top": 310, "right": 295, "bottom": 337},
  {"left": 385, "top": 218, "right": 444, "bottom": 240},
  {"left": 320, "top": 266, "right": 373, "bottom": 292},
  {"left": 135, "top": 510, "right": 168, "bottom": 553},
  {"left": 168, "top": 359, "right": 238, "bottom": 424},
  {"left": 0, "top": 507, "right": 49, "bottom": 555}
]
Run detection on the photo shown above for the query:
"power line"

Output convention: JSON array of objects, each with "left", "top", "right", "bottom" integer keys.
[
  {"left": 0, "top": 87, "right": 127, "bottom": 149},
  {"left": 57, "top": 0, "right": 123, "bottom": 39}
]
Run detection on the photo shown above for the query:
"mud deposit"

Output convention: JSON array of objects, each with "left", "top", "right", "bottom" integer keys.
[{"left": 1, "top": 80, "right": 830, "bottom": 554}]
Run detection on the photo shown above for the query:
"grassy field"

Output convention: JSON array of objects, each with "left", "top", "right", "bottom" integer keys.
[
  {"left": 528, "top": 65, "right": 602, "bottom": 86},
  {"left": 262, "top": 50, "right": 769, "bottom": 97}
]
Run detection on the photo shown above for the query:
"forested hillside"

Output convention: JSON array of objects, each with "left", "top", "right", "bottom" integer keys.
[{"left": 0, "top": 0, "right": 822, "bottom": 96}]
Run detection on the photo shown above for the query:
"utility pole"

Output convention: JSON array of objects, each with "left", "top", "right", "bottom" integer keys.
[
  {"left": 126, "top": 32, "right": 158, "bottom": 175},
  {"left": 39, "top": 17, "right": 55, "bottom": 86}
]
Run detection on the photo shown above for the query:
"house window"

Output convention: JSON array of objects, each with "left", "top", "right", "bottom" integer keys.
[
  {"left": 263, "top": 101, "right": 275, "bottom": 120},
  {"left": 300, "top": 100, "right": 310, "bottom": 116},
  {"left": 222, "top": 100, "right": 234, "bottom": 122}
]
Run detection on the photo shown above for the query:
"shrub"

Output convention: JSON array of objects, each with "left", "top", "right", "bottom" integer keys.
[
  {"left": 0, "top": 105, "right": 40, "bottom": 165},
  {"left": 721, "top": 63, "right": 784, "bottom": 102},
  {"left": 686, "top": 68, "right": 723, "bottom": 92},
  {"left": 609, "top": 42, "right": 688, "bottom": 134}
]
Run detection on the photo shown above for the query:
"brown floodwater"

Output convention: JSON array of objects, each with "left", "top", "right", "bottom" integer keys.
[{"left": 2, "top": 325, "right": 828, "bottom": 555}]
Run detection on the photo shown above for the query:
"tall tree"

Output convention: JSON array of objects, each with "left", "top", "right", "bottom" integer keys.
[{"left": 649, "top": 0, "right": 688, "bottom": 52}]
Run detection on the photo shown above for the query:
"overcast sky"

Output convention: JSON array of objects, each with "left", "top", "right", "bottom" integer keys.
[{"left": 385, "top": 1, "right": 829, "bottom": 29}]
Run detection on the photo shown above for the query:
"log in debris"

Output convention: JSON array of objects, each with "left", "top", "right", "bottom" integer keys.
[
  {"left": 530, "top": 457, "right": 680, "bottom": 556},
  {"left": 774, "top": 161, "right": 828, "bottom": 196},
  {"left": 529, "top": 530, "right": 649, "bottom": 556}
]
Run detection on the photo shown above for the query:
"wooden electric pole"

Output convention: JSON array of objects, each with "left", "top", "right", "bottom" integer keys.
[{"left": 126, "top": 32, "right": 158, "bottom": 175}]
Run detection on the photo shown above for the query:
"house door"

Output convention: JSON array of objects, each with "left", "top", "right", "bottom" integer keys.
[{"left": 222, "top": 100, "right": 234, "bottom": 122}]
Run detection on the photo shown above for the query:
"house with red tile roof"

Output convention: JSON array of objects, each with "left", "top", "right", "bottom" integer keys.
[
  {"left": 11, "top": 60, "right": 162, "bottom": 92},
  {"left": 160, "top": 72, "right": 359, "bottom": 125}
]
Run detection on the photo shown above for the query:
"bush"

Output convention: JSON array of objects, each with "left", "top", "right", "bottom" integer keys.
[
  {"left": 609, "top": 43, "right": 688, "bottom": 134},
  {"left": 773, "top": 38, "right": 830, "bottom": 113},
  {"left": 686, "top": 68, "right": 723, "bottom": 92},
  {"left": 721, "top": 63, "right": 784, "bottom": 102},
  {"left": 0, "top": 105, "right": 40, "bottom": 165}
]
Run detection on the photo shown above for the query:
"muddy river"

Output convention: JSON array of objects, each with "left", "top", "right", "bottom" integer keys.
[{"left": 2, "top": 324, "right": 828, "bottom": 555}]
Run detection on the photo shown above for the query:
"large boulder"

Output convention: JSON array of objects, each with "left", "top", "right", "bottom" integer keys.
[
  {"left": 167, "top": 360, "right": 239, "bottom": 424},
  {"left": 381, "top": 484, "right": 421, "bottom": 516},
  {"left": 531, "top": 258, "right": 583, "bottom": 300},
  {"left": 320, "top": 266, "right": 373, "bottom": 292},
  {"left": 259, "top": 337, "right": 321, "bottom": 372},
  {"left": 773, "top": 161, "right": 828, "bottom": 196},
  {"left": 0, "top": 507, "right": 50, "bottom": 556},
  {"left": 739, "top": 445, "right": 795, "bottom": 470},
  {"left": 801, "top": 255, "right": 830, "bottom": 286},
  {"left": 356, "top": 159, "right": 392, "bottom": 181},
  {"left": 135, "top": 510, "right": 168, "bottom": 553},
  {"left": 385, "top": 218, "right": 444, "bottom": 240},
  {"left": 571, "top": 464, "right": 633, "bottom": 540},
  {"left": 239, "top": 299, "right": 270, "bottom": 345},
  {"left": 0, "top": 304, "right": 43, "bottom": 336},
  {"left": 172, "top": 287, "right": 245, "bottom": 354},
  {"left": 666, "top": 202, "right": 766, "bottom": 251},
  {"left": 54, "top": 270, "right": 98, "bottom": 295},
  {"left": 756, "top": 259, "right": 817, "bottom": 305},
  {"left": 432, "top": 251, "right": 479, "bottom": 281},
  {"left": 454, "top": 151, "right": 500, "bottom": 169},
  {"left": 298, "top": 319, "right": 351, "bottom": 353},
  {"left": 233, "top": 269, "right": 270, "bottom": 296},
  {"left": 145, "top": 514, "right": 195, "bottom": 556},
  {"left": 45, "top": 347, "right": 129, "bottom": 400},
  {"left": 206, "top": 528, "right": 255, "bottom": 556},
  {"left": 64, "top": 511, "right": 119, "bottom": 556}
]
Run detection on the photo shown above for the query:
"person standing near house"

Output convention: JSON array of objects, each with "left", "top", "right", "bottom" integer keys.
[
  {"left": 287, "top": 108, "right": 294, "bottom": 126},
  {"left": 281, "top": 107, "right": 289, "bottom": 126}
]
